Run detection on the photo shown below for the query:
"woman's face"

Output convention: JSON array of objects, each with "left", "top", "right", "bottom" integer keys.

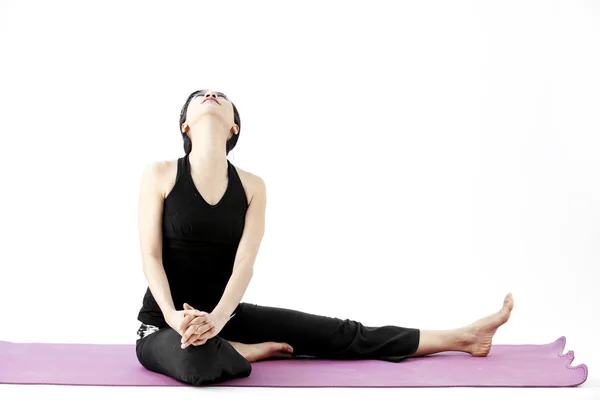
[{"left": 182, "top": 89, "right": 237, "bottom": 136}]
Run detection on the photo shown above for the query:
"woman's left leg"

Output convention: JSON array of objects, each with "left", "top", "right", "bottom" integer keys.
[
  {"left": 220, "top": 293, "right": 514, "bottom": 362},
  {"left": 412, "top": 292, "right": 514, "bottom": 357},
  {"left": 220, "top": 302, "right": 420, "bottom": 362}
]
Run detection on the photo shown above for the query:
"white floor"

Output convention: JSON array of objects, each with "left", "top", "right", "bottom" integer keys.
[{"left": 1, "top": 376, "right": 598, "bottom": 400}]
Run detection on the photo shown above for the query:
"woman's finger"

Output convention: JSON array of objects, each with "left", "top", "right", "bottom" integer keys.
[
  {"left": 180, "top": 309, "right": 204, "bottom": 329},
  {"left": 183, "top": 303, "right": 205, "bottom": 317},
  {"left": 185, "top": 322, "right": 214, "bottom": 344},
  {"left": 183, "top": 325, "right": 215, "bottom": 348},
  {"left": 190, "top": 315, "right": 210, "bottom": 327},
  {"left": 182, "top": 321, "right": 214, "bottom": 346},
  {"left": 183, "top": 314, "right": 210, "bottom": 335},
  {"left": 193, "top": 325, "right": 215, "bottom": 342},
  {"left": 181, "top": 324, "right": 201, "bottom": 345},
  {"left": 184, "top": 309, "right": 205, "bottom": 318},
  {"left": 190, "top": 329, "right": 213, "bottom": 346},
  {"left": 180, "top": 315, "right": 210, "bottom": 335},
  {"left": 190, "top": 331, "right": 207, "bottom": 346},
  {"left": 191, "top": 338, "right": 207, "bottom": 346}
]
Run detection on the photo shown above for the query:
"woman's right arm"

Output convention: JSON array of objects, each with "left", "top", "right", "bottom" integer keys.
[{"left": 138, "top": 161, "right": 175, "bottom": 321}]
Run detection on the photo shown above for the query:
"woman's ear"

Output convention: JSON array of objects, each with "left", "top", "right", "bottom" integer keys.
[{"left": 228, "top": 126, "right": 238, "bottom": 140}]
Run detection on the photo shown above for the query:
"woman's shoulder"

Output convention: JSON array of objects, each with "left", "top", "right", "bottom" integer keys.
[
  {"left": 141, "top": 158, "right": 179, "bottom": 200},
  {"left": 143, "top": 158, "right": 179, "bottom": 182},
  {"left": 232, "top": 164, "right": 266, "bottom": 204},
  {"left": 151, "top": 157, "right": 179, "bottom": 173}
]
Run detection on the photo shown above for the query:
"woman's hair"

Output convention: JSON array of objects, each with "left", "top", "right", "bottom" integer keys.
[{"left": 178, "top": 89, "right": 241, "bottom": 155}]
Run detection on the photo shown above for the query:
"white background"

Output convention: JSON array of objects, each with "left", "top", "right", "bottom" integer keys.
[{"left": 0, "top": 0, "right": 598, "bottom": 399}]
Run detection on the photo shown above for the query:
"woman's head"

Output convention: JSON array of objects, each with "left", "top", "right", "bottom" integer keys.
[{"left": 179, "top": 89, "right": 241, "bottom": 155}]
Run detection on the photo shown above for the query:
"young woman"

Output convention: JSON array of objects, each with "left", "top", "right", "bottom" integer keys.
[{"left": 134, "top": 89, "right": 514, "bottom": 386}]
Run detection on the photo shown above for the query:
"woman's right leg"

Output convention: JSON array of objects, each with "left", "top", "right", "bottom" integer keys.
[{"left": 135, "top": 327, "right": 252, "bottom": 386}]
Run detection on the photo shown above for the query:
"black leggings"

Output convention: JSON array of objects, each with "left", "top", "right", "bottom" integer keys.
[{"left": 135, "top": 302, "right": 420, "bottom": 386}]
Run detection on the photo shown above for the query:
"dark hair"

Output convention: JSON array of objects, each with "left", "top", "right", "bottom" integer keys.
[{"left": 178, "top": 90, "right": 241, "bottom": 155}]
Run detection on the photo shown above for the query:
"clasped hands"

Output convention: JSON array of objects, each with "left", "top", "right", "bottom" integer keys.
[{"left": 167, "top": 303, "right": 230, "bottom": 349}]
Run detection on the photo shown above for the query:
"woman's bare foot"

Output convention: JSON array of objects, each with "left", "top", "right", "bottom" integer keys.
[
  {"left": 462, "top": 293, "right": 514, "bottom": 356},
  {"left": 228, "top": 341, "right": 294, "bottom": 363}
]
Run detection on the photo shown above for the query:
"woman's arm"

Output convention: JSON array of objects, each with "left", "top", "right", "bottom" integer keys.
[
  {"left": 138, "top": 161, "right": 176, "bottom": 319},
  {"left": 211, "top": 174, "right": 267, "bottom": 319}
]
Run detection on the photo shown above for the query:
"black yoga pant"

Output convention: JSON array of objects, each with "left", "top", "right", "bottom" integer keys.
[{"left": 135, "top": 302, "right": 420, "bottom": 386}]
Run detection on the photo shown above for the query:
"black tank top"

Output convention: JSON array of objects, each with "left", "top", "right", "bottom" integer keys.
[{"left": 137, "top": 153, "right": 248, "bottom": 328}]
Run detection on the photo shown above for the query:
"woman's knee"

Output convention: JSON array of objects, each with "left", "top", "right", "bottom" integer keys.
[
  {"left": 176, "top": 338, "right": 252, "bottom": 386},
  {"left": 135, "top": 339, "right": 143, "bottom": 363}
]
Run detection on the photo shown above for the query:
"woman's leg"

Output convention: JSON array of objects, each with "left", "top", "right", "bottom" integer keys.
[
  {"left": 412, "top": 292, "right": 514, "bottom": 357},
  {"left": 135, "top": 326, "right": 252, "bottom": 386},
  {"left": 220, "top": 302, "right": 420, "bottom": 362},
  {"left": 222, "top": 293, "right": 514, "bottom": 362}
]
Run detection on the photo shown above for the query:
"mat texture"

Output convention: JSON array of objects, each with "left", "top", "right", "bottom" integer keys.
[{"left": 0, "top": 336, "right": 587, "bottom": 387}]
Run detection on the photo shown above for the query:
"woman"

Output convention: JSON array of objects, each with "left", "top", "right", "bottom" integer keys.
[{"left": 135, "top": 89, "right": 514, "bottom": 386}]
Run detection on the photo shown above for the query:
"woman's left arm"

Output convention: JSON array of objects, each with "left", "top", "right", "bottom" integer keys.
[{"left": 211, "top": 174, "right": 266, "bottom": 319}]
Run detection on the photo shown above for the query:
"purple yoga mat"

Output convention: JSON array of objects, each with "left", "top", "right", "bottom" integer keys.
[{"left": 0, "top": 336, "right": 587, "bottom": 387}]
